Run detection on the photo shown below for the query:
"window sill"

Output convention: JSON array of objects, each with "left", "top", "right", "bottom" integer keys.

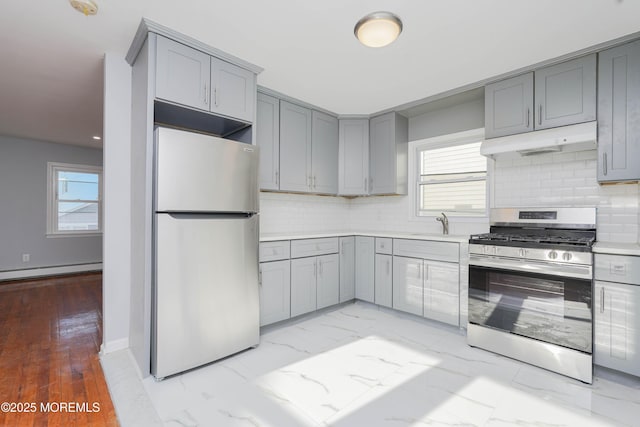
[{"left": 46, "top": 232, "right": 103, "bottom": 238}]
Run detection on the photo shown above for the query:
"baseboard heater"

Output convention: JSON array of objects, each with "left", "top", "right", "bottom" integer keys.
[{"left": 0, "top": 263, "right": 103, "bottom": 281}]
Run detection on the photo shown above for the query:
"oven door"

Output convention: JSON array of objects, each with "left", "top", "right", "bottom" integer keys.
[{"left": 469, "top": 254, "right": 593, "bottom": 354}]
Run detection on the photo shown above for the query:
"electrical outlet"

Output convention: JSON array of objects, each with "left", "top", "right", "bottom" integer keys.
[{"left": 22, "top": 253, "right": 30, "bottom": 263}]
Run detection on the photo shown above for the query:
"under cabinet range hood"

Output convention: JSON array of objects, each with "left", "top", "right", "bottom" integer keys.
[{"left": 480, "top": 121, "right": 597, "bottom": 158}]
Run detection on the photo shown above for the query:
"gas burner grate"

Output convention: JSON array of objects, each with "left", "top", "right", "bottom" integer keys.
[{"left": 470, "top": 232, "right": 595, "bottom": 247}]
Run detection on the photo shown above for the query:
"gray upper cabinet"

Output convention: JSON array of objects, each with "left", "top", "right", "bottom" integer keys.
[
  {"left": 598, "top": 40, "right": 640, "bottom": 183},
  {"left": 534, "top": 54, "right": 596, "bottom": 130},
  {"left": 311, "top": 111, "right": 339, "bottom": 194},
  {"left": 256, "top": 93, "right": 280, "bottom": 190},
  {"left": 338, "top": 119, "right": 369, "bottom": 196},
  {"left": 155, "top": 35, "right": 255, "bottom": 123},
  {"left": 485, "top": 55, "right": 596, "bottom": 138},
  {"left": 279, "top": 101, "right": 312, "bottom": 192},
  {"left": 484, "top": 73, "right": 534, "bottom": 138},
  {"left": 156, "top": 35, "right": 210, "bottom": 111},
  {"left": 210, "top": 57, "right": 255, "bottom": 123},
  {"left": 369, "top": 112, "right": 408, "bottom": 195}
]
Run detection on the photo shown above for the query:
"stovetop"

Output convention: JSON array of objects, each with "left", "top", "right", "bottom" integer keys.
[{"left": 470, "top": 232, "right": 595, "bottom": 247}]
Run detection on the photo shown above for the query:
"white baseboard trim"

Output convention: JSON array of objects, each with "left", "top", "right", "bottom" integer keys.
[
  {"left": 0, "top": 263, "right": 103, "bottom": 281},
  {"left": 100, "top": 337, "right": 130, "bottom": 355}
]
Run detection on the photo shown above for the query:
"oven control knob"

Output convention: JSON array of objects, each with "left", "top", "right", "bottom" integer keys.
[
  {"left": 562, "top": 252, "right": 572, "bottom": 261},
  {"left": 548, "top": 250, "right": 558, "bottom": 260}
]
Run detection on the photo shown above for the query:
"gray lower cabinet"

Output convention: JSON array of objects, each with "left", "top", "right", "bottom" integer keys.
[
  {"left": 355, "top": 236, "right": 375, "bottom": 302},
  {"left": 338, "top": 119, "right": 369, "bottom": 196},
  {"left": 339, "top": 236, "right": 355, "bottom": 302},
  {"left": 290, "top": 257, "right": 317, "bottom": 317},
  {"left": 369, "top": 112, "right": 408, "bottom": 195},
  {"left": 594, "top": 254, "right": 640, "bottom": 377},
  {"left": 598, "top": 40, "right": 640, "bottom": 183},
  {"left": 392, "top": 256, "right": 423, "bottom": 316},
  {"left": 279, "top": 101, "right": 312, "bottom": 192},
  {"left": 256, "top": 92, "right": 280, "bottom": 190},
  {"left": 375, "top": 254, "right": 393, "bottom": 308},
  {"left": 155, "top": 35, "right": 210, "bottom": 111},
  {"left": 316, "top": 254, "right": 340, "bottom": 309},
  {"left": 423, "top": 260, "right": 459, "bottom": 325},
  {"left": 311, "top": 111, "right": 339, "bottom": 194},
  {"left": 259, "top": 260, "right": 290, "bottom": 326},
  {"left": 484, "top": 55, "right": 596, "bottom": 139}
]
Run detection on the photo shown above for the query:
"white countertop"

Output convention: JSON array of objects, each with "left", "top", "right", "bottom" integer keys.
[
  {"left": 260, "top": 231, "right": 469, "bottom": 244},
  {"left": 593, "top": 242, "right": 640, "bottom": 256}
]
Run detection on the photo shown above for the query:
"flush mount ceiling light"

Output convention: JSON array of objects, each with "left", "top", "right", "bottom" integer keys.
[
  {"left": 69, "top": 0, "right": 98, "bottom": 16},
  {"left": 354, "top": 11, "right": 403, "bottom": 48}
]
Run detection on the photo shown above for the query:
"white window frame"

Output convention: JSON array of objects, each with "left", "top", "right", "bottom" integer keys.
[
  {"left": 408, "top": 128, "right": 492, "bottom": 222},
  {"left": 47, "top": 162, "right": 103, "bottom": 237}
]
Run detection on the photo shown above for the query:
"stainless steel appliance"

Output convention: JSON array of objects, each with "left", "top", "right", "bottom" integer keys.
[
  {"left": 152, "top": 127, "right": 260, "bottom": 379},
  {"left": 468, "top": 207, "right": 596, "bottom": 383}
]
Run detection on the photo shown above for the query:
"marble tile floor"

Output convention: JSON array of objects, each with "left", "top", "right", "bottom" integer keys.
[{"left": 101, "top": 302, "right": 640, "bottom": 426}]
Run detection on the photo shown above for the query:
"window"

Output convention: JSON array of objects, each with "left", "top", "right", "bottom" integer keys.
[
  {"left": 413, "top": 129, "right": 487, "bottom": 217},
  {"left": 47, "top": 162, "right": 103, "bottom": 236}
]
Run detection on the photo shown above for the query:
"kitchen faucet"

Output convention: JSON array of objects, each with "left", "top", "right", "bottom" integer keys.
[{"left": 436, "top": 212, "right": 449, "bottom": 235}]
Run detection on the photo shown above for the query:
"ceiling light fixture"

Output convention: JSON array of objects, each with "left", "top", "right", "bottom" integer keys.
[
  {"left": 69, "top": 0, "right": 98, "bottom": 16},
  {"left": 354, "top": 11, "right": 403, "bottom": 48}
]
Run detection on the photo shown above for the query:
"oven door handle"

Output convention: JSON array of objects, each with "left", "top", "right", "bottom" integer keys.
[{"left": 470, "top": 255, "right": 592, "bottom": 280}]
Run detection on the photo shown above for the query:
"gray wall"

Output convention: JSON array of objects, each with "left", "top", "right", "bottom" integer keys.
[
  {"left": 408, "top": 98, "right": 484, "bottom": 141},
  {"left": 0, "top": 135, "right": 103, "bottom": 271}
]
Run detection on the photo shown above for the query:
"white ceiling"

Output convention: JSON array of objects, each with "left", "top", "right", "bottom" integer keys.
[{"left": 1, "top": 1, "right": 639, "bottom": 148}]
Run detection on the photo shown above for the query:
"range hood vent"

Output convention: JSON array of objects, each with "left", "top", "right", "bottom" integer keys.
[{"left": 480, "top": 121, "right": 597, "bottom": 159}]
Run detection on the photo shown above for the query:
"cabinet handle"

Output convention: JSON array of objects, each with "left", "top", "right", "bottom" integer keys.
[
  {"left": 204, "top": 83, "right": 208, "bottom": 105},
  {"left": 600, "top": 287, "right": 605, "bottom": 313},
  {"left": 386, "top": 259, "right": 390, "bottom": 275},
  {"left": 214, "top": 87, "right": 218, "bottom": 107},
  {"left": 364, "top": 177, "right": 368, "bottom": 192},
  {"left": 275, "top": 170, "right": 279, "bottom": 185},
  {"left": 526, "top": 108, "right": 530, "bottom": 128},
  {"left": 314, "top": 176, "right": 317, "bottom": 189},
  {"left": 259, "top": 267, "right": 262, "bottom": 286},
  {"left": 538, "top": 104, "right": 542, "bottom": 126},
  {"left": 603, "top": 153, "right": 608, "bottom": 176}
]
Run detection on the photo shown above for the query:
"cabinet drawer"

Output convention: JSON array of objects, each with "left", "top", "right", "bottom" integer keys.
[
  {"left": 595, "top": 254, "right": 640, "bottom": 285},
  {"left": 259, "top": 241, "right": 290, "bottom": 262},
  {"left": 375, "top": 238, "right": 393, "bottom": 254},
  {"left": 393, "top": 239, "right": 458, "bottom": 263},
  {"left": 291, "top": 237, "right": 339, "bottom": 258}
]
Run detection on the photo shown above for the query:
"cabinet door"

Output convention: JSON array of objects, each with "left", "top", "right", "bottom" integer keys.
[
  {"left": 256, "top": 93, "right": 280, "bottom": 190},
  {"left": 259, "top": 260, "right": 291, "bottom": 326},
  {"left": 423, "top": 260, "right": 459, "bottom": 326},
  {"left": 369, "top": 113, "right": 396, "bottom": 195},
  {"left": 290, "top": 257, "right": 317, "bottom": 317},
  {"left": 338, "top": 119, "right": 369, "bottom": 195},
  {"left": 535, "top": 54, "right": 596, "bottom": 130},
  {"left": 279, "top": 101, "right": 312, "bottom": 192},
  {"left": 355, "top": 236, "right": 375, "bottom": 302},
  {"left": 392, "top": 256, "right": 423, "bottom": 316},
  {"left": 155, "top": 35, "right": 210, "bottom": 111},
  {"left": 210, "top": 57, "right": 255, "bottom": 122},
  {"left": 598, "top": 41, "right": 640, "bottom": 182},
  {"left": 594, "top": 281, "right": 640, "bottom": 377},
  {"left": 339, "top": 237, "right": 355, "bottom": 302},
  {"left": 317, "top": 254, "right": 340, "bottom": 309},
  {"left": 375, "top": 254, "right": 393, "bottom": 308},
  {"left": 311, "top": 111, "right": 339, "bottom": 194},
  {"left": 484, "top": 73, "right": 533, "bottom": 138}
]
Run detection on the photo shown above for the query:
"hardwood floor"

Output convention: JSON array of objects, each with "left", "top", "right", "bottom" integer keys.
[{"left": 0, "top": 273, "right": 118, "bottom": 426}]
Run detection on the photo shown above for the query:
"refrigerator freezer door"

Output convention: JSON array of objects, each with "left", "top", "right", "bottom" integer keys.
[
  {"left": 155, "top": 127, "right": 259, "bottom": 213},
  {"left": 153, "top": 213, "right": 259, "bottom": 378}
]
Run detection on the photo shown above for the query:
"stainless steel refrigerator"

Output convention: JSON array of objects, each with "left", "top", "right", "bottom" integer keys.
[{"left": 152, "top": 126, "right": 260, "bottom": 379}]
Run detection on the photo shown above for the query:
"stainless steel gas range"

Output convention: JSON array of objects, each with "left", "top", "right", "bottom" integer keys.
[{"left": 467, "top": 207, "right": 596, "bottom": 383}]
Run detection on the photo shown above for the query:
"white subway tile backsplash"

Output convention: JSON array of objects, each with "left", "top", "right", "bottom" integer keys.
[{"left": 494, "top": 150, "right": 639, "bottom": 244}]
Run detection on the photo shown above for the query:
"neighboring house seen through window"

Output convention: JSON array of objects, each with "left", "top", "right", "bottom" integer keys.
[{"left": 47, "top": 162, "right": 102, "bottom": 235}]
